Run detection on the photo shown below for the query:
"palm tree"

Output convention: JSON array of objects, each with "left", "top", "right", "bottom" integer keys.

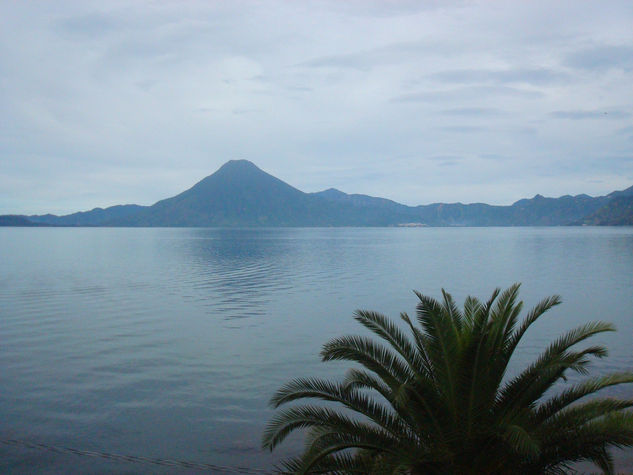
[{"left": 262, "top": 284, "right": 633, "bottom": 474}]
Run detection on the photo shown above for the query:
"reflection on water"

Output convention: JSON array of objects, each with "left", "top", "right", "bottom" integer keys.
[
  {"left": 176, "top": 229, "right": 296, "bottom": 320},
  {"left": 1, "top": 227, "right": 632, "bottom": 473}
]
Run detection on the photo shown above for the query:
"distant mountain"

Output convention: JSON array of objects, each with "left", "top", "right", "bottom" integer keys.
[
  {"left": 114, "top": 160, "right": 339, "bottom": 226},
  {"left": 27, "top": 204, "right": 147, "bottom": 226},
  {"left": 507, "top": 193, "right": 609, "bottom": 225},
  {"left": 112, "top": 160, "right": 427, "bottom": 226},
  {"left": 606, "top": 184, "right": 633, "bottom": 200},
  {"left": 0, "top": 215, "right": 47, "bottom": 226},
  {"left": 312, "top": 187, "right": 612, "bottom": 226},
  {"left": 313, "top": 188, "right": 407, "bottom": 210},
  {"left": 2, "top": 160, "right": 631, "bottom": 227},
  {"left": 579, "top": 195, "right": 633, "bottom": 225},
  {"left": 309, "top": 187, "right": 420, "bottom": 225}
]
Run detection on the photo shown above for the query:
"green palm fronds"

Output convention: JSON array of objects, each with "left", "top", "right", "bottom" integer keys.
[{"left": 263, "top": 284, "right": 633, "bottom": 474}]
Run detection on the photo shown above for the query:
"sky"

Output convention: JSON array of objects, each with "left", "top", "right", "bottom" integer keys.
[{"left": 1, "top": 0, "right": 632, "bottom": 215}]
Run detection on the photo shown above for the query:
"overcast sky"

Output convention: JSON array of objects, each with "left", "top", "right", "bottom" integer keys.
[{"left": 1, "top": 1, "right": 632, "bottom": 215}]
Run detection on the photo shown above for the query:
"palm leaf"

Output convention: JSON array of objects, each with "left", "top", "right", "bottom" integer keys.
[{"left": 264, "top": 286, "right": 633, "bottom": 474}]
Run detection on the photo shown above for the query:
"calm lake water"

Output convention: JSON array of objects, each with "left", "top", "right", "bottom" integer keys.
[{"left": 1, "top": 227, "right": 632, "bottom": 473}]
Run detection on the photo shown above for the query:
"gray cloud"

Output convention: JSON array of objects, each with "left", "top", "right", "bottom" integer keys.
[
  {"left": 479, "top": 154, "right": 509, "bottom": 161},
  {"left": 297, "top": 38, "right": 461, "bottom": 72},
  {"left": 550, "top": 110, "right": 631, "bottom": 120},
  {"left": 299, "top": 51, "right": 374, "bottom": 71},
  {"left": 565, "top": 45, "right": 633, "bottom": 71},
  {"left": 428, "top": 154, "right": 464, "bottom": 163},
  {"left": 331, "top": 1, "right": 457, "bottom": 18},
  {"left": 298, "top": 42, "right": 424, "bottom": 71},
  {"left": 617, "top": 126, "right": 633, "bottom": 135},
  {"left": 430, "top": 68, "right": 570, "bottom": 86},
  {"left": 439, "top": 107, "right": 502, "bottom": 116},
  {"left": 284, "top": 85, "right": 312, "bottom": 93},
  {"left": 392, "top": 86, "right": 545, "bottom": 104},
  {"left": 438, "top": 125, "right": 485, "bottom": 133},
  {"left": 56, "top": 12, "right": 122, "bottom": 38}
]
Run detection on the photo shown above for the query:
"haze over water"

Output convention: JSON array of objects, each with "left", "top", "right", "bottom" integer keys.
[{"left": 1, "top": 227, "right": 633, "bottom": 473}]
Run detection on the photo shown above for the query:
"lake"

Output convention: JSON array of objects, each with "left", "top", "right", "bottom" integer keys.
[{"left": 1, "top": 227, "right": 632, "bottom": 473}]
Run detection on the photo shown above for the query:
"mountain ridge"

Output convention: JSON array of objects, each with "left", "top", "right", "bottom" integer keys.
[
  {"left": 4, "top": 160, "right": 632, "bottom": 227},
  {"left": 578, "top": 195, "right": 633, "bottom": 225}
]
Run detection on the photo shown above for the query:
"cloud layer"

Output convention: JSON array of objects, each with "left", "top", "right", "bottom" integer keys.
[{"left": 1, "top": 0, "right": 632, "bottom": 214}]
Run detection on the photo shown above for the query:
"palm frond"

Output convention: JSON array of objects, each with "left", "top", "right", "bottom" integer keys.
[
  {"left": 279, "top": 450, "right": 380, "bottom": 475},
  {"left": 320, "top": 335, "right": 414, "bottom": 389},
  {"left": 441, "top": 288, "right": 464, "bottom": 333},
  {"left": 269, "top": 377, "right": 411, "bottom": 438},
  {"left": 353, "top": 310, "right": 428, "bottom": 377},
  {"left": 502, "top": 423, "right": 541, "bottom": 458},
  {"left": 414, "top": 291, "right": 461, "bottom": 417},
  {"left": 505, "top": 294, "right": 562, "bottom": 357},
  {"left": 400, "top": 311, "right": 434, "bottom": 376},
  {"left": 264, "top": 286, "right": 633, "bottom": 474},
  {"left": 462, "top": 295, "right": 483, "bottom": 330},
  {"left": 496, "top": 321, "right": 615, "bottom": 416},
  {"left": 539, "top": 412, "right": 633, "bottom": 471},
  {"left": 262, "top": 405, "right": 397, "bottom": 451},
  {"left": 489, "top": 283, "right": 522, "bottom": 346},
  {"left": 536, "top": 373, "right": 633, "bottom": 424},
  {"left": 542, "top": 399, "right": 633, "bottom": 430},
  {"left": 343, "top": 368, "right": 392, "bottom": 400}
]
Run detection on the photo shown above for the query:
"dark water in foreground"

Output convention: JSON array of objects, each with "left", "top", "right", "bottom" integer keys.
[{"left": 1, "top": 227, "right": 632, "bottom": 473}]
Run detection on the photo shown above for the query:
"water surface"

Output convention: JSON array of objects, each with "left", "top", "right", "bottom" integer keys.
[{"left": 1, "top": 227, "right": 632, "bottom": 472}]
